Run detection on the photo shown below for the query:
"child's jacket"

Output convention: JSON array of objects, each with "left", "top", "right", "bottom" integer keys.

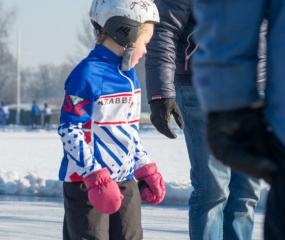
[{"left": 58, "top": 44, "right": 151, "bottom": 182}]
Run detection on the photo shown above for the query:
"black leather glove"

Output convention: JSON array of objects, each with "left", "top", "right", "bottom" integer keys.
[
  {"left": 150, "top": 98, "right": 184, "bottom": 139},
  {"left": 206, "top": 107, "right": 277, "bottom": 184}
]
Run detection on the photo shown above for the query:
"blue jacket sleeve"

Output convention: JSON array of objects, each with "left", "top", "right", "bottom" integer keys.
[
  {"left": 58, "top": 63, "right": 103, "bottom": 176},
  {"left": 60, "top": 66, "right": 97, "bottom": 124}
]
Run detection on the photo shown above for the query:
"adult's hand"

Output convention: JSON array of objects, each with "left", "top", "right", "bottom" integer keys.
[
  {"left": 150, "top": 98, "right": 184, "bottom": 139},
  {"left": 206, "top": 107, "right": 278, "bottom": 184}
]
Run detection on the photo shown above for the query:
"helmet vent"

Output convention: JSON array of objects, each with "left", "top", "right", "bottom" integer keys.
[{"left": 115, "top": 26, "right": 131, "bottom": 37}]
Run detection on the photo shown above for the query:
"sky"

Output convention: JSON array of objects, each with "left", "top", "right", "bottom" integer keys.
[
  {"left": 0, "top": 127, "right": 265, "bottom": 239},
  {"left": 3, "top": 0, "right": 93, "bottom": 69}
]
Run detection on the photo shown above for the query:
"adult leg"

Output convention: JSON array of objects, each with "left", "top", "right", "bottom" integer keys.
[
  {"left": 264, "top": 133, "right": 285, "bottom": 239},
  {"left": 2, "top": 114, "right": 7, "bottom": 126},
  {"left": 192, "top": 0, "right": 268, "bottom": 238},
  {"left": 263, "top": 1, "right": 285, "bottom": 238},
  {"left": 47, "top": 116, "right": 51, "bottom": 129},
  {"left": 43, "top": 116, "right": 47, "bottom": 128},
  {"left": 1, "top": 115, "right": 5, "bottom": 126},
  {"left": 31, "top": 115, "right": 35, "bottom": 128},
  {"left": 175, "top": 83, "right": 231, "bottom": 240},
  {"left": 63, "top": 182, "right": 109, "bottom": 240},
  {"left": 109, "top": 179, "right": 143, "bottom": 240},
  {"left": 223, "top": 173, "right": 260, "bottom": 240}
]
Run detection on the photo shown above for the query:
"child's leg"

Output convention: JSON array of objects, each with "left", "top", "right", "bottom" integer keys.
[
  {"left": 63, "top": 182, "right": 110, "bottom": 240},
  {"left": 109, "top": 179, "right": 143, "bottom": 240}
]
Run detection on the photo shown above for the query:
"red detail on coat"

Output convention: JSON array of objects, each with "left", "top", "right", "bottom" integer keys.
[
  {"left": 84, "top": 132, "right": 91, "bottom": 144},
  {"left": 63, "top": 95, "right": 90, "bottom": 116},
  {"left": 74, "top": 100, "right": 89, "bottom": 115},
  {"left": 83, "top": 121, "right": 92, "bottom": 143},
  {"left": 99, "top": 93, "right": 132, "bottom": 99},
  {"left": 93, "top": 119, "right": 139, "bottom": 125},
  {"left": 63, "top": 95, "right": 72, "bottom": 112},
  {"left": 83, "top": 120, "right": 91, "bottom": 129},
  {"left": 69, "top": 172, "right": 84, "bottom": 182}
]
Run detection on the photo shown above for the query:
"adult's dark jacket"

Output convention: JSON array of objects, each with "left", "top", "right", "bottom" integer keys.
[
  {"left": 145, "top": 0, "right": 267, "bottom": 102},
  {"left": 145, "top": 0, "right": 196, "bottom": 102}
]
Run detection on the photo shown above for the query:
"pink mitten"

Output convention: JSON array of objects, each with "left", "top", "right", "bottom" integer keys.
[
  {"left": 134, "top": 163, "right": 165, "bottom": 204},
  {"left": 84, "top": 168, "right": 123, "bottom": 214}
]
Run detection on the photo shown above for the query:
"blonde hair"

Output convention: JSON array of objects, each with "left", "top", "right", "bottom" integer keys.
[
  {"left": 128, "top": 22, "right": 154, "bottom": 47},
  {"left": 96, "top": 33, "right": 108, "bottom": 45}
]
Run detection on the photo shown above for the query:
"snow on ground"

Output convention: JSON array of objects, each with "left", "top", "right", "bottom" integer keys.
[{"left": 0, "top": 126, "right": 266, "bottom": 239}]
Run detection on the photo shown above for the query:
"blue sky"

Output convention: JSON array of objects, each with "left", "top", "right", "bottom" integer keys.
[{"left": 4, "top": 0, "right": 93, "bottom": 68}]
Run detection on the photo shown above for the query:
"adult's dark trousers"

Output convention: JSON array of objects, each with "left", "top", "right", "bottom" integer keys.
[
  {"left": 264, "top": 132, "right": 285, "bottom": 240},
  {"left": 63, "top": 179, "right": 143, "bottom": 240},
  {"left": 43, "top": 116, "right": 51, "bottom": 127},
  {"left": 31, "top": 115, "right": 39, "bottom": 128}
]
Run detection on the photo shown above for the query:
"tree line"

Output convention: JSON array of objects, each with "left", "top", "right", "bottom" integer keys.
[{"left": 0, "top": 2, "right": 78, "bottom": 106}]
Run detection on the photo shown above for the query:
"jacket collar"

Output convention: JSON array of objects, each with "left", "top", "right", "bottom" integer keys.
[{"left": 90, "top": 44, "right": 122, "bottom": 65}]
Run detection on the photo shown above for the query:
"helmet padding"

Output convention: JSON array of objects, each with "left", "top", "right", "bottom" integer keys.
[{"left": 103, "top": 16, "right": 141, "bottom": 47}]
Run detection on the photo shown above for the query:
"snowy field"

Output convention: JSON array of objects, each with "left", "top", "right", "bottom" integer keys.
[{"left": 0, "top": 125, "right": 266, "bottom": 239}]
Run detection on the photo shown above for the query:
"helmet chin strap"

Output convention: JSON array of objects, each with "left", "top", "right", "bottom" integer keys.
[{"left": 120, "top": 47, "right": 135, "bottom": 71}]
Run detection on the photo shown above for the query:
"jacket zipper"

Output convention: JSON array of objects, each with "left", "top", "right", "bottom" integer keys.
[
  {"left": 184, "top": 30, "right": 198, "bottom": 71},
  {"left": 118, "top": 66, "right": 135, "bottom": 180}
]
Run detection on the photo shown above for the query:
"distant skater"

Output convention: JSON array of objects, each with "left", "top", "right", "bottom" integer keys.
[
  {"left": 31, "top": 101, "right": 40, "bottom": 129},
  {"left": 43, "top": 103, "right": 52, "bottom": 129},
  {"left": 0, "top": 102, "right": 9, "bottom": 127}
]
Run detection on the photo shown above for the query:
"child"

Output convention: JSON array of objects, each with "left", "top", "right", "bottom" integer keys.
[{"left": 58, "top": 0, "right": 165, "bottom": 239}]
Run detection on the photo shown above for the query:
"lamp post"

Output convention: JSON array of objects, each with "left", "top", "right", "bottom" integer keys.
[{"left": 16, "top": 31, "right": 21, "bottom": 125}]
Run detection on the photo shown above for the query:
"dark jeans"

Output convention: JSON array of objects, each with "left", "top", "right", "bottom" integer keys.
[
  {"left": 264, "top": 132, "right": 285, "bottom": 240},
  {"left": 63, "top": 179, "right": 142, "bottom": 240}
]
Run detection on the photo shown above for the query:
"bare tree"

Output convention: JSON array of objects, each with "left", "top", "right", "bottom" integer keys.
[
  {"left": 0, "top": 1, "right": 17, "bottom": 104},
  {"left": 21, "top": 63, "right": 73, "bottom": 105},
  {"left": 68, "top": 15, "right": 95, "bottom": 65}
]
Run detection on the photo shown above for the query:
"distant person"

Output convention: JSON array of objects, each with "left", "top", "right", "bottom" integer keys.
[
  {"left": 31, "top": 101, "right": 40, "bottom": 129},
  {"left": 43, "top": 103, "right": 52, "bottom": 129},
  {"left": 57, "top": 1, "right": 165, "bottom": 239},
  {"left": 0, "top": 102, "right": 10, "bottom": 127},
  {"left": 192, "top": 1, "right": 284, "bottom": 239}
]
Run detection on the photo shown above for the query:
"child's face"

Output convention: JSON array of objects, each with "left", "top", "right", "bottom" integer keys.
[{"left": 130, "top": 23, "right": 154, "bottom": 68}]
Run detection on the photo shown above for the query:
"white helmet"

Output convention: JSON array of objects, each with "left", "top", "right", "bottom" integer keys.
[{"left": 89, "top": 0, "right": 160, "bottom": 47}]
